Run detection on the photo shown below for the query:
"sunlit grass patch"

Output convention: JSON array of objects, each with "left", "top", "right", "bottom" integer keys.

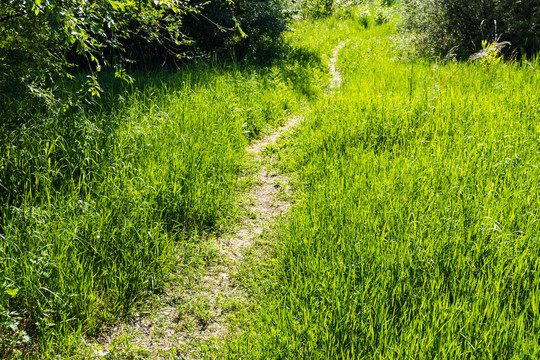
[{"left": 225, "top": 16, "right": 540, "bottom": 360}]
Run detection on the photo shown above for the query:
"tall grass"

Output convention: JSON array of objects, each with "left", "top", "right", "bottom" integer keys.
[
  {"left": 225, "top": 19, "right": 540, "bottom": 359},
  {"left": 0, "top": 55, "right": 323, "bottom": 357}
]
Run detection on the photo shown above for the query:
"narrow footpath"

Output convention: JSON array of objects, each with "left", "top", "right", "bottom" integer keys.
[{"left": 90, "top": 41, "right": 349, "bottom": 359}]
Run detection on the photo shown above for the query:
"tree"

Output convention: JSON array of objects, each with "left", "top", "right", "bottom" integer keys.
[
  {"left": 0, "top": 0, "right": 200, "bottom": 98},
  {"left": 182, "top": 0, "right": 288, "bottom": 58},
  {"left": 399, "top": 0, "right": 540, "bottom": 59}
]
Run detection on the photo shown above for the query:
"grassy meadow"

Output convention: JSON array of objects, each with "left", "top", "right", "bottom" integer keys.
[
  {"left": 0, "top": 55, "right": 325, "bottom": 356},
  {"left": 2, "top": 3, "right": 540, "bottom": 358},
  {"left": 225, "top": 17, "right": 540, "bottom": 360}
]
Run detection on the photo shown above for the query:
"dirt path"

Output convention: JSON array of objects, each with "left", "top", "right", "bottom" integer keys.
[
  {"left": 225, "top": 114, "right": 304, "bottom": 260},
  {"left": 88, "top": 41, "right": 348, "bottom": 360},
  {"left": 329, "top": 40, "right": 349, "bottom": 89}
]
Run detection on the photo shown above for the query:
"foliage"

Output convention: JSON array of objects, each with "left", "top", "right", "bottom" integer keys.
[
  {"left": 0, "top": 281, "right": 29, "bottom": 355},
  {"left": 354, "top": 3, "right": 371, "bottom": 27},
  {"left": 373, "top": 0, "right": 392, "bottom": 25},
  {"left": 294, "top": 0, "right": 366, "bottom": 19},
  {"left": 303, "top": 0, "right": 335, "bottom": 18},
  {"left": 182, "top": 0, "right": 288, "bottom": 58},
  {"left": 399, "top": 0, "right": 540, "bottom": 58},
  {"left": 0, "top": 0, "right": 291, "bottom": 101},
  {"left": 0, "top": 0, "right": 199, "bottom": 98},
  {"left": 471, "top": 40, "right": 507, "bottom": 69},
  {"left": 289, "top": 0, "right": 394, "bottom": 24}
]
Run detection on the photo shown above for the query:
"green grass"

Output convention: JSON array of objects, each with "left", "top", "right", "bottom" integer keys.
[
  {"left": 0, "top": 54, "right": 323, "bottom": 357},
  {"left": 3, "top": 5, "right": 540, "bottom": 358},
  {"left": 223, "top": 17, "right": 540, "bottom": 360}
]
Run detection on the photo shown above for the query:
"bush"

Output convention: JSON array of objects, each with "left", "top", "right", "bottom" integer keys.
[
  {"left": 0, "top": 0, "right": 289, "bottom": 102},
  {"left": 302, "top": 0, "right": 335, "bottom": 18},
  {"left": 356, "top": 3, "right": 371, "bottom": 27},
  {"left": 290, "top": 0, "right": 364, "bottom": 19},
  {"left": 373, "top": 0, "right": 393, "bottom": 25},
  {"left": 399, "top": 0, "right": 540, "bottom": 59},
  {"left": 183, "top": 0, "right": 288, "bottom": 58},
  {"left": 0, "top": 1, "right": 199, "bottom": 99}
]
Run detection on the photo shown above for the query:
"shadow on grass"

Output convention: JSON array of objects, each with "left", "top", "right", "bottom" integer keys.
[{"left": 0, "top": 41, "right": 324, "bottom": 213}]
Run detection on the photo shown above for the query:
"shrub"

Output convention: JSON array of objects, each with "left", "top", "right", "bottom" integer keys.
[
  {"left": 373, "top": 0, "right": 392, "bottom": 25},
  {"left": 300, "top": 0, "right": 335, "bottom": 18},
  {"left": 334, "top": 0, "right": 358, "bottom": 19},
  {"left": 292, "top": 0, "right": 365, "bottom": 19},
  {"left": 0, "top": 1, "right": 198, "bottom": 98},
  {"left": 399, "top": 0, "right": 540, "bottom": 59},
  {"left": 356, "top": 3, "right": 371, "bottom": 27},
  {"left": 182, "top": 0, "right": 288, "bottom": 58}
]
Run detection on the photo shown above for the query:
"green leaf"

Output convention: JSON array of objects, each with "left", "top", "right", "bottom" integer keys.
[{"left": 5, "top": 288, "right": 18, "bottom": 297}]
